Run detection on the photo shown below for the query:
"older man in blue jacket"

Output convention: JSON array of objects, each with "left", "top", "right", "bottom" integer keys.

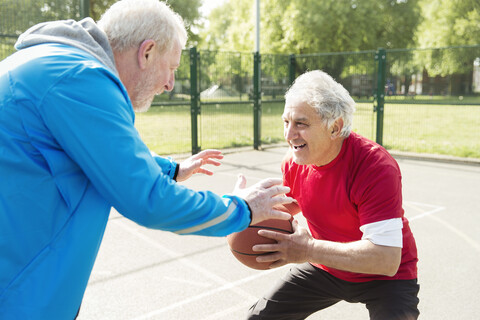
[{"left": 0, "top": 0, "right": 292, "bottom": 318}]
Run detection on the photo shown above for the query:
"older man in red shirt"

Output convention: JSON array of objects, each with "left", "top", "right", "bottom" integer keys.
[{"left": 248, "top": 70, "right": 419, "bottom": 320}]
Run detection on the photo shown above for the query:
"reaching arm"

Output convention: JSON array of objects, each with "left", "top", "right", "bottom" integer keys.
[{"left": 254, "top": 220, "right": 402, "bottom": 276}]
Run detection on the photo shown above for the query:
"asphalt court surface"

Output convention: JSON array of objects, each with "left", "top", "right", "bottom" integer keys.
[{"left": 78, "top": 146, "right": 480, "bottom": 320}]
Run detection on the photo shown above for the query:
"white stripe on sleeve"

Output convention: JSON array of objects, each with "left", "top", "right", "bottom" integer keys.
[{"left": 174, "top": 198, "right": 238, "bottom": 235}]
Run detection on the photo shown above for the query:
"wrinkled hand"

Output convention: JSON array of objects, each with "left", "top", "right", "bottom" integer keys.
[
  {"left": 176, "top": 149, "right": 223, "bottom": 182},
  {"left": 253, "top": 220, "right": 315, "bottom": 269},
  {"left": 232, "top": 174, "right": 294, "bottom": 225}
]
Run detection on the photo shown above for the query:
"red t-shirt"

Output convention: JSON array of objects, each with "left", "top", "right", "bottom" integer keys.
[{"left": 282, "top": 132, "right": 418, "bottom": 282}]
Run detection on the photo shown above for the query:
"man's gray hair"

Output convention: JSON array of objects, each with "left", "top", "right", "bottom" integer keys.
[
  {"left": 98, "top": 0, "right": 187, "bottom": 54},
  {"left": 285, "top": 70, "right": 356, "bottom": 137}
]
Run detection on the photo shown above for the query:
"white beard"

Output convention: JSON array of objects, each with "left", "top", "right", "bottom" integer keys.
[{"left": 131, "top": 63, "right": 160, "bottom": 113}]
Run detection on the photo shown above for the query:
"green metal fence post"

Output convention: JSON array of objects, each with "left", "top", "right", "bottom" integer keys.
[
  {"left": 80, "top": 0, "right": 90, "bottom": 19},
  {"left": 253, "top": 51, "right": 262, "bottom": 150},
  {"left": 190, "top": 47, "right": 200, "bottom": 154},
  {"left": 289, "top": 54, "right": 296, "bottom": 85},
  {"left": 374, "top": 48, "right": 386, "bottom": 146}
]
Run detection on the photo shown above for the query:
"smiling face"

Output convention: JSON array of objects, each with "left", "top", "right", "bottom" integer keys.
[{"left": 282, "top": 101, "right": 344, "bottom": 166}]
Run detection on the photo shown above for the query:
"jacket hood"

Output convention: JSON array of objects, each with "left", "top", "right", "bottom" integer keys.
[{"left": 15, "top": 18, "right": 117, "bottom": 75}]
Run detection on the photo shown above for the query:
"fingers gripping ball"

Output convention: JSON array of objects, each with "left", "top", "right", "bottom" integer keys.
[{"left": 227, "top": 218, "right": 293, "bottom": 270}]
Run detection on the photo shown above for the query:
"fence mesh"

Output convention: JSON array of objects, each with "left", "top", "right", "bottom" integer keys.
[
  {"left": 261, "top": 53, "right": 291, "bottom": 145},
  {"left": 384, "top": 46, "right": 480, "bottom": 158},
  {"left": 0, "top": 0, "right": 83, "bottom": 60},
  {"left": 1, "top": 2, "right": 479, "bottom": 159},
  {"left": 197, "top": 51, "right": 254, "bottom": 150}
]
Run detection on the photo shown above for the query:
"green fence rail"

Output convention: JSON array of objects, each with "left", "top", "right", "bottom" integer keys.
[
  {"left": 136, "top": 46, "right": 480, "bottom": 159},
  {"left": 1, "top": 1, "right": 479, "bottom": 159}
]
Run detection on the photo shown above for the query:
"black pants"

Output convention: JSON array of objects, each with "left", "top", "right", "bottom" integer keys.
[{"left": 247, "top": 263, "right": 420, "bottom": 320}]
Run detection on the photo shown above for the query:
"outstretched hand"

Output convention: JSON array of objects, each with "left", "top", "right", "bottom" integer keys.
[
  {"left": 176, "top": 149, "right": 223, "bottom": 182},
  {"left": 232, "top": 174, "right": 294, "bottom": 225}
]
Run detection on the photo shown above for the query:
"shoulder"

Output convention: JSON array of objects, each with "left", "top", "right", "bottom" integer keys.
[
  {"left": 347, "top": 133, "right": 403, "bottom": 207},
  {"left": 345, "top": 133, "right": 402, "bottom": 203},
  {"left": 8, "top": 44, "right": 117, "bottom": 92},
  {"left": 347, "top": 132, "right": 400, "bottom": 173},
  {"left": 12, "top": 44, "right": 132, "bottom": 121}
]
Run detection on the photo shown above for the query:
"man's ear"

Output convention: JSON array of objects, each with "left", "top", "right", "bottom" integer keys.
[
  {"left": 330, "top": 118, "right": 344, "bottom": 139},
  {"left": 137, "top": 39, "right": 156, "bottom": 70}
]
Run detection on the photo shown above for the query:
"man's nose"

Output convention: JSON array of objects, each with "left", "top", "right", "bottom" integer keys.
[
  {"left": 165, "top": 73, "right": 175, "bottom": 92},
  {"left": 284, "top": 123, "right": 296, "bottom": 140}
]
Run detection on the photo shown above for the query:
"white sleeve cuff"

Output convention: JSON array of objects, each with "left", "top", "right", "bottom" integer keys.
[{"left": 360, "top": 218, "right": 403, "bottom": 248}]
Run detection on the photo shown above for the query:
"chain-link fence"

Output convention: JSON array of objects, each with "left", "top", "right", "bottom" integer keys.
[
  {"left": 2, "top": 1, "right": 479, "bottom": 159},
  {"left": 140, "top": 46, "right": 480, "bottom": 159},
  {"left": 261, "top": 53, "right": 292, "bottom": 146},
  {"left": 0, "top": 0, "right": 85, "bottom": 59},
  {"left": 383, "top": 46, "right": 480, "bottom": 158}
]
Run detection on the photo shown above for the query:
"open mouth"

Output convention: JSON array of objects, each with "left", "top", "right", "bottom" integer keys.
[{"left": 292, "top": 143, "right": 306, "bottom": 150}]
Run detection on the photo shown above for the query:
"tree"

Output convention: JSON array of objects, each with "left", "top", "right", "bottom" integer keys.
[
  {"left": 0, "top": 0, "right": 82, "bottom": 59},
  {"left": 416, "top": 0, "right": 479, "bottom": 48},
  {"left": 0, "top": 0, "right": 202, "bottom": 49},
  {"left": 199, "top": 0, "right": 421, "bottom": 54},
  {"left": 415, "top": 0, "right": 480, "bottom": 76},
  {"left": 198, "top": 0, "right": 421, "bottom": 83}
]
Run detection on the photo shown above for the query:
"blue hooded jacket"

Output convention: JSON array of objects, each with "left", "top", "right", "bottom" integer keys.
[{"left": 0, "top": 18, "right": 250, "bottom": 319}]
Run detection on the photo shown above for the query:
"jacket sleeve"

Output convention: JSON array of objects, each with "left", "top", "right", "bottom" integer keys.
[
  {"left": 150, "top": 151, "right": 179, "bottom": 180},
  {"left": 35, "top": 61, "right": 251, "bottom": 236}
]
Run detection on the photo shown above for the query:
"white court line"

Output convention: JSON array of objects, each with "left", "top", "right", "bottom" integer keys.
[
  {"left": 111, "top": 219, "right": 268, "bottom": 319},
  {"left": 427, "top": 213, "right": 480, "bottom": 252},
  {"left": 125, "top": 200, "right": 477, "bottom": 320},
  {"left": 404, "top": 201, "right": 480, "bottom": 252},
  {"left": 163, "top": 276, "right": 211, "bottom": 288},
  {"left": 131, "top": 268, "right": 280, "bottom": 320},
  {"left": 405, "top": 201, "right": 446, "bottom": 222},
  {"left": 113, "top": 220, "right": 258, "bottom": 299}
]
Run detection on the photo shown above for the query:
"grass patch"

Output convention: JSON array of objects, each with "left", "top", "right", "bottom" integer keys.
[
  {"left": 135, "top": 101, "right": 480, "bottom": 159},
  {"left": 383, "top": 103, "right": 480, "bottom": 158},
  {"left": 134, "top": 105, "right": 191, "bottom": 155}
]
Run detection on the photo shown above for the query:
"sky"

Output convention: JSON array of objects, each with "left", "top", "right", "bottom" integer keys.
[{"left": 199, "top": 0, "right": 227, "bottom": 16}]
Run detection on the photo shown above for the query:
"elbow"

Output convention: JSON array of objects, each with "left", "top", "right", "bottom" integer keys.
[
  {"left": 382, "top": 263, "right": 400, "bottom": 277},
  {"left": 114, "top": 201, "right": 160, "bottom": 228},
  {"left": 381, "top": 253, "right": 402, "bottom": 277}
]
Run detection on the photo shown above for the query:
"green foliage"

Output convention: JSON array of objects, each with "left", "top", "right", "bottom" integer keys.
[
  {"left": 199, "top": 0, "right": 421, "bottom": 54},
  {"left": 197, "top": 50, "right": 253, "bottom": 96},
  {"left": 165, "top": 0, "right": 203, "bottom": 45},
  {"left": 416, "top": 0, "right": 480, "bottom": 48},
  {"left": 0, "top": 0, "right": 81, "bottom": 37},
  {"left": 415, "top": 0, "right": 480, "bottom": 76},
  {"left": 0, "top": 0, "right": 84, "bottom": 59},
  {"left": 0, "top": 0, "right": 202, "bottom": 50},
  {"left": 197, "top": 0, "right": 422, "bottom": 88}
]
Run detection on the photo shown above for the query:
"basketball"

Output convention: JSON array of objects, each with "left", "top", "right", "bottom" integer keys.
[{"left": 226, "top": 218, "right": 293, "bottom": 270}]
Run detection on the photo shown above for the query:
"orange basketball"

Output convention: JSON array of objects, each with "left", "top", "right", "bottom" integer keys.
[{"left": 226, "top": 218, "right": 293, "bottom": 270}]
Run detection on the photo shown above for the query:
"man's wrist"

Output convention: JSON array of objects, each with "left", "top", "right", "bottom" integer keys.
[
  {"left": 244, "top": 200, "right": 253, "bottom": 225},
  {"left": 173, "top": 164, "right": 180, "bottom": 181}
]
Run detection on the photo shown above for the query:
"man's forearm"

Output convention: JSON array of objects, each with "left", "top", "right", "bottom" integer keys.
[{"left": 308, "top": 239, "right": 402, "bottom": 276}]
